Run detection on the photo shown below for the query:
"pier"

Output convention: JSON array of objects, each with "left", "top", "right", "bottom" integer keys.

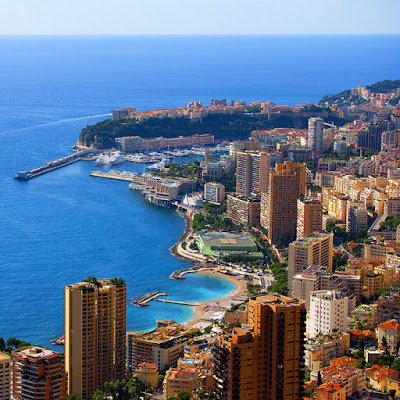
[
  {"left": 90, "top": 170, "right": 138, "bottom": 181},
  {"left": 157, "top": 299, "right": 200, "bottom": 306},
  {"left": 14, "top": 150, "right": 98, "bottom": 180},
  {"left": 170, "top": 265, "right": 202, "bottom": 279},
  {"left": 131, "top": 291, "right": 168, "bottom": 306}
]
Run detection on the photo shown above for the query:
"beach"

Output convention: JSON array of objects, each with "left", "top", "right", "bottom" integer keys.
[{"left": 183, "top": 269, "right": 248, "bottom": 329}]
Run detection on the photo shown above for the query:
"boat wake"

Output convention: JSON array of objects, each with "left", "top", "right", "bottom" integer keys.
[{"left": 0, "top": 113, "right": 112, "bottom": 136}]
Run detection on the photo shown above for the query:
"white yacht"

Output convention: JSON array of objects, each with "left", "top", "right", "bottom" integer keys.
[
  {"left": 94, "top": 153, "right": 111, "bottom": 165},
  {"left": 109, "top": 151, "right": 126, "bottom": 165}
]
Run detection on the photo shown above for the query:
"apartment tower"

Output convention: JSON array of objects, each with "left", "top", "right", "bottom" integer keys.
[
  {"left": 11, "top": 346, "right": 67, "bottom": 400},
  {"left": 213, "top": 294, "right": 306, "bottom": 400},
  {"left": 308, "top": 117, "right": 324, "bottom": 156},
  {"left": 65, "top": 278, "right": 126, "bottom": 399},
  {"left": 297, "top": 198, "right": 323, "bottom": 240},
  {"left": 288, "top": 233, "right": 334, "bottom": 293},
  {"left": 275, "top": 161, "right": 306, "bottom": 198},
  {"left": 236, "top": 151, "right": 271, "bottom": 197},
  {"left": 260, "top": 169, "right": 298, "bottom": 244}
]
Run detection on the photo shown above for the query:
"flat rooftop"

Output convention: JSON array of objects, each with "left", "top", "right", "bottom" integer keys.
[{"left": 198, "top": 232, "right": 256, "bottom": 249}]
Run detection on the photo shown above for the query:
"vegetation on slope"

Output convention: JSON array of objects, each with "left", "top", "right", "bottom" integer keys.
[{"left": 79, "top": 113, "right": 347, "bottom": 149}]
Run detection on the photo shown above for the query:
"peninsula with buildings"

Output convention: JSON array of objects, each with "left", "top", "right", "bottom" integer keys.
[{"left": 4, "top": 79, "right": 400, "bottom": 400}]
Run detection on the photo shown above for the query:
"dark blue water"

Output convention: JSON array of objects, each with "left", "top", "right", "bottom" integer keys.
[{"left": 0, "top": 35, "right": 399, "bottom": 348}]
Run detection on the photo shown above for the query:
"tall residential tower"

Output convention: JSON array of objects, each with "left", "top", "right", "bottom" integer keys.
[
  {"left": 213, "top": 295, "right": 306, "bottom": 400},
  {"left": 65, "top": 278, "right": 126, "bottom": 399}
]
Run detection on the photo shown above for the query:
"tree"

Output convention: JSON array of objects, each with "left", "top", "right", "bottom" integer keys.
[
  {"left": 391, "top": 358, "right": 400, "bottom": 371},
  {"left": 6, "top": 338, "right": 21, "bottom": 350},
  {"left": 68, "top": 396, "right": 85, "bottom": 400},
  {"left": 0, "top": 337, "right": 5, "bottom": 351},
  {"left": 317, "top": 371, "right": 322, "bottom": 386},
  {"left": 177, "top": 392, "right": 192, "bottom": 400},
  {"left": 382, "top": 336, "right": 389, "bottom": 353}
]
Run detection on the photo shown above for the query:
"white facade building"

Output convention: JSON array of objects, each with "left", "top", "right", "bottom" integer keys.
[{"left": 307, "top": 290, "right": 350, "bottom": 338}]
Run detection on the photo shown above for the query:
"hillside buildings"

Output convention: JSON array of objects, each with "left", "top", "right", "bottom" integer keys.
[
  {"left": 213, "top": 295, "right": 306, "bottom": 400},
  {"left": 11, "top": 346, "right": 67, "bottom": 400},
  {"left": 64, "top": 278, "right": 126, "bottom": 399},
  {"left": 115, "top": 133, "right": 214, "bottom": 152}
]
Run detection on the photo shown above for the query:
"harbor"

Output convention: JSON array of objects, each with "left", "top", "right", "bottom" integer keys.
[
  {"left": 131, "top": 291, "right": 168, "bottom": 306},
  {"left": 14, "top": 149, "right": 99, "bottom": 180}
]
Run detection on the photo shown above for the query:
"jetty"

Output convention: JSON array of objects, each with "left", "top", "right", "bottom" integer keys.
[
  {"left": 170, "top": 264, "right": 211, "bottom": 279},
  {"left": 157, "top": 299, "right": 200, "bottom": 306},
  {"left": 90, "top": 170, "right": 138, "bottom": 181},
  {"left": 14, "top": 150, "right": 98, "bottom": 180},
  {"left": 131, "top": 291, "right": 168, "bottom": 306}
]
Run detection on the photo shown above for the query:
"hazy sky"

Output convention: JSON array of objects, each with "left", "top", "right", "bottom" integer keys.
[{"left": 1, "top": 0, "right": 399, "bottom": 35}]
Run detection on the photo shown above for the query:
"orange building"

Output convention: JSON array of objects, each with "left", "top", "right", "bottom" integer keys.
[
  {"left": 65, "top": 278, "right": 126, "bottom": 399},
  {"left": 315, "top": 382, "right": 346, "bottom": 400},
  {"left": 261, "top": 169, "right": 298, "bottom": 244},
  {"left": 11, "top": 346, "right": 67, "bottom": 400},
  {"left": 213, "top": 294, "right": 306, "bottom": 400},
  {"left": 296, "top": 198, "right": 323, "bottom": 240},
  {"left": 275, "top": 161, "right": 306, "bottom": 197},
  {"left": 136, "top": 362, "right": 159, "bottom": 389}
]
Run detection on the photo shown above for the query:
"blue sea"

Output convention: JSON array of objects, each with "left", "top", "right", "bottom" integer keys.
[{"left": 0, "top": 35, "right": 399, "bottom": 349}]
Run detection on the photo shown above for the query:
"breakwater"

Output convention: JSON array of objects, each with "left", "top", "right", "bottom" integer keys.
[
  {"left": 131, "top": 291, "right": 169, "bottom": 306},
  {"left": 14, "top": 150, "right": 98, "bottom": 180}
]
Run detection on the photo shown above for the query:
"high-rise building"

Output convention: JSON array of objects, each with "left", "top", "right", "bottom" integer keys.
[
  {"left": 307, "top": 290, "right": 350, "bottom": 338},
  {"left": 275, "top": 161, "right": 307, "bottom": 198},
  {"left": 204, "top": 182, "right": 225, "bottom": 203},
  {"left": 213, "top": 294, "right": 306, "bottom": 400},
  {"left": 229, "top": 141, "right": 262, "bottom": 163},
  {"left": 65, "top": 278, "right": 126, "bottom": 399},
  {"left": 0, "top": 352, "right": 10, "bottom": 400},
  {"left": 227, "top": 194, "right": 261, "bottom": 226},
  {"left": 357, "top": 121, "right": 392, "bottom": 151},
  {"left": 288, "top": 233, "right": 334, "bottom": 293},
  {"left": 11, "top": 346, "right": 67, "bottom": 400},
  {"left": 308, "top": 117, "right": 324, "bottom": 156},
  {"left": 297, "top": 198, "right": 323, "bottom": 240},
  {"left": 236, "top": 151, "right": 271, "bottom": 197},
  {"left": 346, "top": 201, "right": 368, "bottom": 233},
  {"left": 260, "top": 170, "right": 298, "bottom": 244}
]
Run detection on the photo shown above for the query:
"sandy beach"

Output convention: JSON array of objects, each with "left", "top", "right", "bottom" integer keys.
[{"left": 183, "top": 268, "right": 248, "bottom": 329}]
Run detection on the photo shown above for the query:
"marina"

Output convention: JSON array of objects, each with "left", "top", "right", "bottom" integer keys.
[{"left": 131, "top": 291, "right": 169, "bottom": 306}]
